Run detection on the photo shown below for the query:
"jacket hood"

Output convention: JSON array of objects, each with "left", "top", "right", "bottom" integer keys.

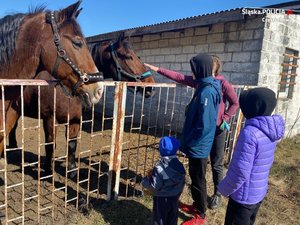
[
  {"left": 196, "top": 76, "right": 222, "bottom": 102},
  {"left": 246, "top": 115, "right": 285, "bottom": 142},
  {"left": 190, "top": 54, "right": 213, "bottom": 79},
  {"left": 239, "top": 88, "right": 277, "bottom": 119},
  {"left": 161, "top": 156, "right": 185, "bottom": 182}
]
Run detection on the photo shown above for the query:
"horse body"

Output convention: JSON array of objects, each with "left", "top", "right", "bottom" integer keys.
[
  {"left": 9, "top": 35, "right": 155, "bottom": 176},
  {"left": 0, "top": 1, "right": 105, "bottom": 160}
]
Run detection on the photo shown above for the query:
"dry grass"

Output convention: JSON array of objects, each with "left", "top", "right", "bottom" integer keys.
[{"left": 70, "top": 135, "right": 300, "bottom": 225}]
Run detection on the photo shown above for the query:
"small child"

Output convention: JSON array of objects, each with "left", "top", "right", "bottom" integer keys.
[
  {"left": 218, "top": 87, "right": 285, "bottom": 225},
  {"left": 141, "top": 136, "right": 186, "bottom": 225}
]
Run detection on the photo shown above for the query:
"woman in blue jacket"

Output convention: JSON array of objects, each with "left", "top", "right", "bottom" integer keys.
[
  {"left": 180, "top": 54, "right": 221, "bottom": 225},
  {"left": 146, "top": 53, "right": 221, "bottom": 225}
]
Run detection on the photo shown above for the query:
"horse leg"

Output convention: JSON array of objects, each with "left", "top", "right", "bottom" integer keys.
[
  {"left": 0, "top": 101, "right": 20, "bottom": 158},
  {"left": 8, "top": 118, "right": 19, "bottom": 149},
  {"left": 43, "top": 117, "right": 55, "bottom": 175},
  {"left": 66, "top": 121, "right": 80, "bottom": 179}
]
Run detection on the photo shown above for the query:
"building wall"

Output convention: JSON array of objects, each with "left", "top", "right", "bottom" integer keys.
[
  {"left": 131, "top": 16, "right": 264, "bottom": 85},
  {"left": 92, "top": 16, "right": 266, "bottom": 133},
  {"left": 91, "top": 14, "right": 300, "bottom": 137},
  {"left": 259, "top": 13, "right": 300, "bottom": 137}
]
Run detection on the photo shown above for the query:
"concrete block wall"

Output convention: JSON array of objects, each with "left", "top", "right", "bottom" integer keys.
[
  {"left": 131, "top": 16, "right": 264, "bottom": 86},
  {"left": 259, "top": 14, "right": 300, "bottom": 137}
]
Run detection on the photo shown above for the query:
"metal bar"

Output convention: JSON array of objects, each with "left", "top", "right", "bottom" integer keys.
[
  {"left": 24, "top": 161, "right": 39, "bottom": 167},
  {"left": 51, "top": 86, "right": 57, "bottom": 221},
  {"left": 279, "top": 81, "right": 296, "bottom": 85},
  {"left": 64, "top": 98, "right": 71, "bottom": 217},
  {"left": 1, "top": 85, "right": 8, "bottom": 225},
  {"left": 281, "top": 63, "right": 298, "bottom": 67},
  {"left": 85, "top": 101, "right": 95, "bottom": 207},
  {"left": 107, "top": 82, "right": 127, "bottom": 200},
  {"left": 126, "top": 82, "right": 176, "bottom": 88},
  {"left": 7, "top": 216, "right": 23, "bottom": 223},
  {"left": 283, "top": 53, "right": 300, "bottom": 59},
  {"left": 7, "top": 182, "right": 22, "bottom": 189},
  {"left": 40, "top": 206, "right": 53, "bottom": 212},
  {"left": 24, "top": 195, "right": 38, "bottom": 201},
  {"left": 280, "top": 72, "right": 297, "bottom": 77},
  {"left": 0, "top": 79, "right": 50, "bottom": 86}
]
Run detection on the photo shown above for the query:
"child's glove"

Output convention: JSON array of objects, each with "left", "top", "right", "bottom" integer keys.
[{"left": 220, "top": 120, "right": 230, "bottom": 131}]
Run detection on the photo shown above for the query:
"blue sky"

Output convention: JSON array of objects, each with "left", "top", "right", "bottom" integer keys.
[{"left": 0, "top": 0, "right": 295, "bottom": 37}]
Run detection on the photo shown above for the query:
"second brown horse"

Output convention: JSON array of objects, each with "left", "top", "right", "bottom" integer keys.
[{"left": 9, "top": 34, "right": 155, "bottom": 177}]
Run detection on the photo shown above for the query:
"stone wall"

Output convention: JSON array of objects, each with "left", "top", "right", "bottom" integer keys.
[
  {"left": 90, "top": 13, "right": 300, "bottom": 137},
  {"left": 259, "top": 13, "right": 300, "bottom": 137},
  {"left": 131, "top": 16, "right": 264, "bottom": 85}
]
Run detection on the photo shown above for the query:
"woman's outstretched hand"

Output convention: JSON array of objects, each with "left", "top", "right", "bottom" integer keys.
[{"left": 144, "top": 63, "right": 159, "bottom": 72}]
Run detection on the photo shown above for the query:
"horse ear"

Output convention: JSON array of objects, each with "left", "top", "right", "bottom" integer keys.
[
  {"left": 118, "top": 32, "right": 125, "bottom": 43},
  {"left": 58, "top": 0, "right": 82, "bottom": 20},
  {"left": 115, "top": 32, "right": 125, "bottom": 49},
  {"left": 75, "top": 7, "right": 83, "bottom": 18}
]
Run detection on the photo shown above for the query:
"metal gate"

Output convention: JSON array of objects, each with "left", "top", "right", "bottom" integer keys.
[{"left": 0, "top": 80, "right": 248, "bottom": 224}]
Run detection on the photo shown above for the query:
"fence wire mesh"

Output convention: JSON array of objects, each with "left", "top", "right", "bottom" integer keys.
[{"left": 0, "top": 80, "right": 249, "bottom": 224}]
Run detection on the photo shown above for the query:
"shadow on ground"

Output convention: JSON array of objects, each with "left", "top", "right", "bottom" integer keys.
[{"left": 91, "top": 199, "right": 152, "bottom": 225}]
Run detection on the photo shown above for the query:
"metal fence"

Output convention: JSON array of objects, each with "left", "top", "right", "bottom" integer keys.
[{"left": 0, "top": 80, "right": 249, "bottom": 224}]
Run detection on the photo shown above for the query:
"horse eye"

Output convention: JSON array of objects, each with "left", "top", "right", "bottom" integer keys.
[{"left": 72, "top": 39, "right": 83, "bottom": 49}]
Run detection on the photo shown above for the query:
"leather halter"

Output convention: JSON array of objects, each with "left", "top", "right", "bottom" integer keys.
[
  {"left": 109, "top": 42, "right": 152, "bottom": 82},
  {"left": 46, "top": 11, "right": 103, "bottom": 96}
]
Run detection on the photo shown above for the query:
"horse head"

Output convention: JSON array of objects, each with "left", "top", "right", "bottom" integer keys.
[
  {"left": 92, "top": 33, "right": 156, "bottom": 98},
  {"left": 39, "top": 1, "right": 104, "bottom": 106}
]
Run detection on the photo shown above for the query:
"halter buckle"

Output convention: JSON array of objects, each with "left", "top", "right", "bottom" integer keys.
[
  {"left": 81, "top": 73, "right": 89, "bottom": 83},
  {"left": 58, "top": 49, "right": 66, "bottom": 57}
]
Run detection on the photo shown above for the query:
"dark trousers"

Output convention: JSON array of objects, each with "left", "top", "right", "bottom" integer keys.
[
  {"left": 225, "top": 198, "right": 262, "bottom": 225},
  {"left": 189, "top": 157, "right": 208, "bottom": 216},
  {"left": 153, "top": 195, "right": 179, "bottom": 225},
  {"left": 210, "top": 128, "right": 226, "bottom": 195}
]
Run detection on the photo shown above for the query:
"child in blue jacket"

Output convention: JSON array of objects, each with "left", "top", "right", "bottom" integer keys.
[{"left": 141, "top": 136, "right": 186, "bottom": 225}]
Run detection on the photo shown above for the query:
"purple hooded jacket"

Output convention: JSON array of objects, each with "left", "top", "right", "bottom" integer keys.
[{"left": 218, "top": 115, "right": 285, "bottom": 204}]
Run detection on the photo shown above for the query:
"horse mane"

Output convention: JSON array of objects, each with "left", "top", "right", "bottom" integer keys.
[
  {"left": 0, "top": 5, "right": 47, "bottom": 68},
  {"left": 0, "top": 13, "right": 25, "bottom": 67}
]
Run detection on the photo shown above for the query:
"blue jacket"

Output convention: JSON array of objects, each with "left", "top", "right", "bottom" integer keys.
[
  {"left": 141, "top": 156, "right": 186, "bottom": 197},
  {"left": 218, "top": 115, "right": 285, "bottom": 204},
  {"left": 180, "top": 76, "right": 221, "bottom": 158}
]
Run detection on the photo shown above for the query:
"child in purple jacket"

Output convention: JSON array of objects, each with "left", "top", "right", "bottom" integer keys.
[{"left": 218, "top": 87, "right": 285, "bottom": 225}]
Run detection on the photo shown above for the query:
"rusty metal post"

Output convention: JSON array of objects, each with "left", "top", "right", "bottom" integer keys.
[
  {"left": 107, "top": 82, "right": 127, "bottom": 200},
  {"left": 227, "top": 106, "right": 244, "bottom": 164}
]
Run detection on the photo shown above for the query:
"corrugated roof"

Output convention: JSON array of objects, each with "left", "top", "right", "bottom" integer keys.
[{"left": 124, "top": 7, "right": 242, "bottom": 31}]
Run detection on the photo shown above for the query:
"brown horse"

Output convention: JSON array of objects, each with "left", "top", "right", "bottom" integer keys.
[
  {"left": 9, "top": 34, "right": 155, "bottom": 177},
  {"left": 0, "top": 1, "right": 104, "bottom": 161}
]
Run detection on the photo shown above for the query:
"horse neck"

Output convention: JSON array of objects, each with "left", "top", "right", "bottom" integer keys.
[{"left": 92, "top": 44, "right": 114, "bottom": 80}]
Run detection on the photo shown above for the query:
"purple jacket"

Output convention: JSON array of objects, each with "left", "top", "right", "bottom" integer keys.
[
  {"left": 218, "top": 115, "right": 285, "bottom": 204},
  {"left": 157, "top": 69, "right": 238, "bottom": 126}
]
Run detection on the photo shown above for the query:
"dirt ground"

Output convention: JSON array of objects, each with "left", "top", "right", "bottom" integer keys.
[
  {"left": 69, "top": 136, "right": 300, "bottom": 225},
  {"left": 1, "top": 113, "right": 299, "bottom": 225},
  {"left": 0, "top": 108, "right": 168, "bottom": 225}
]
